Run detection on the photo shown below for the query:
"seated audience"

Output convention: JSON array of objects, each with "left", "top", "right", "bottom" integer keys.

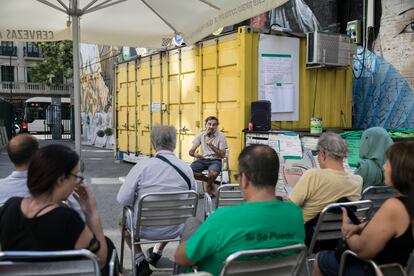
[
  {"left": 354, "top": 127, "right": 393, "bottom": 190},
  {"left": 117, "top": 125, "right": 196, "bottom": 275},
  {"left": 0, "top": 134, "right": 82, "bottom": 214},
  {"left": 0, "top": 144, "right": 116, "bottom": 275},
  {"left": 189, "top": 116, "right": 228, "bottom": 196},
  {"left": 313, "top": 141, "right": 414, "bottom": 276},
  {"left": 289, "top": 132, "right": 363, "bottom": 224},
  {"left": 175, "top": 144, "right": 305, "bottom": 276}
]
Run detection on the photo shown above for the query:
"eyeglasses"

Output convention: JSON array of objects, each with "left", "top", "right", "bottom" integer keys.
[{"left": 70, "top": 173, "right": 84, "bottom": 185}]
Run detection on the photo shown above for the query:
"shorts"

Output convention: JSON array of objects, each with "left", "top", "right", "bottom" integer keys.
[
  {"left": 191, "top": 159, "right": 222, "bottom": 173},
  {"left": 317, "top": 250, "right": 375, "bottom": 276}
]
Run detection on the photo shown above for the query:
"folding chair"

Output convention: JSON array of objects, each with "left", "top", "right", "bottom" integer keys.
[
  {"left": 0, "top": 249, "right": 101, "bottom": 276},
  {"left": 308, "top": 200, "right": 373, "bottom": 256},
  {"left": 215, "top": 184, "right": 245, "bottom": 209},
  {"left": 120, "top": 190, "right": 198, "bottom": 275},
  {"left": 362, "top": 186, "right": 396, "bottom": 217},
  {"left": 217, "top": 149, "right": 231, "bottom": 185},
  {"left": 219, "top": 243, "right": 309, "bottom": 276},
  {"left": 404, "top": 250, "right": 414, "bottom": 275},
  {"left": 338, "top": 250, "right": 382, "bottom": 276},
  {"left": 202, "top": 184, "right": 244, "bottom": 218},
  {"left": 377, "top": 249, "right": 414, "bottom": 276},
  {"left": 108, "top": 249, "right": 118, "bottom": 276}
]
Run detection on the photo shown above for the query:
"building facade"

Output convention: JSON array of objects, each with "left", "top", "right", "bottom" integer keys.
[{"left": 0, "top": 41, "right": 71, "bottom": 109}]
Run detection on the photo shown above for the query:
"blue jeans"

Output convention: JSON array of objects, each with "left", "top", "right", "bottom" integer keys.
[{"left": 191, "top": 159, "right": 222, "bottom": 173}]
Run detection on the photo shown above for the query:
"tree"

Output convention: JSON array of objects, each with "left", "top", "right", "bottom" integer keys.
[{"left": 29, "top": 41, "right": 73, "bottom": 85}]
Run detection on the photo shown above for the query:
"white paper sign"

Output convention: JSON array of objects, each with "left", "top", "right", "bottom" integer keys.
[
  {"left": 262, "top": 54, "right": 293, "bottom": 84},
  {"left": 264, "top": 84, "right": 295, "bottom": 113},
  {"left": 277, "top": 133, "right": 303, "bottom": 158}
]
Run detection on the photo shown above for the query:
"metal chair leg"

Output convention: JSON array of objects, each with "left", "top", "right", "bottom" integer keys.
[{"left": 120, "top": 209, "right": 126, "bottom": 272}]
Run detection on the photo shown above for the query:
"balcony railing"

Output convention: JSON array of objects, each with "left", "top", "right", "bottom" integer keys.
[
  {"left": 0, "top": 81, "right": 71, "bottom": 96},
  {"left": 23, "top": 46, "right": 44, "bottom": 58},
  {"left": 0, "top": 46, "right": 17, "bottom": 57}
]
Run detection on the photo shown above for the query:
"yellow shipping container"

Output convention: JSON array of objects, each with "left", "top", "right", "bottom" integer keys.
[{"left": 114, "top": 27, "right": 353, "bottom": 176}]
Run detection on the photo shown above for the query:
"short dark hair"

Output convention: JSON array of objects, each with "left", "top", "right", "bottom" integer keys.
[
  {"left": 204, "top": 116, "right": 219, "bottom": 125},
  {"left": 27, "top": 144, "right": 79, "bottom": 197},
  {"left": 238, "top": 144, "right": 279, "bottom": 189},
  {"left": 386, "top": 141, "right": 414, "bottom": 198},
  {"left": 7, "top": 134, "right": 39, "bottom": 166}
]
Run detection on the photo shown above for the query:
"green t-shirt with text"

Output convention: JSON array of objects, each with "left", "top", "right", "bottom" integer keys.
[{"left": 185, "top": 201, "right": 305, "bottom": 276}]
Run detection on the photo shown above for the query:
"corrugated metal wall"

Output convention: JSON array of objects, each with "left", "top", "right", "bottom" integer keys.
[
  {"left": 115, "top": 27, "right": 353, "bottom": 175},
  {"left": 273, "top": 39, "right": 353, "bottom": 130}
]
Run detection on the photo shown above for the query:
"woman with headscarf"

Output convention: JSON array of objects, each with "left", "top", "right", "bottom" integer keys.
[{"left": 355, "top": 127, "right": 393, "bottom": 190}]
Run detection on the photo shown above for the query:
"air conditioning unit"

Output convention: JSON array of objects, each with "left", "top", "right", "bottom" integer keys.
[{"left": 306, "top": 32, "right": 352, "bottom": 68}]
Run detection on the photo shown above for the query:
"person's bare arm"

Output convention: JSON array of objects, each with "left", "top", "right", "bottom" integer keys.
[
  {"left": 175, "top": 241, "right": 195, "bottom": 266},
  {"left": 74, "top": 184, "right": 107, "bottom": 268},
  {"left": 207, "top": 140, "right": 225, "bottom": 158},
  {"left": 189, "top": 144, "right": 202, "bottom": 159},
  {"left": 344, "top": 198, "right": 406, "bottom": 259}
]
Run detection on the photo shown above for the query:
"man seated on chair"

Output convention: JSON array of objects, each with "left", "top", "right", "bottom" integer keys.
[
  {"left": 189, "top": 116, "right": 228, "bottom": 196},
  {"left": 117, "top": 125, "right": 196, "bottom": 276},
  {"left": 175, "top": 144, "right": 305, "bottom": 275},
  {"left": 289, "top": 132, "right": 362, "bottom": 240}
]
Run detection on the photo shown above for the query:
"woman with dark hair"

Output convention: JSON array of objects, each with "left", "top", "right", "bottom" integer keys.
[
  {"left": 313, "top": 141, "right": 414, "bottom": 276},
  {"left": 0, "top": 144, "right": 115, "bottom": 275}
]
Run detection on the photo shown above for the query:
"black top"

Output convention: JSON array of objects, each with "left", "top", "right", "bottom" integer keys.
[
  {"left": 374, "top": 196, "right": 414, "bottom": 266},
  {"left": 0, "top": 197, "right": 85, "bottom": 251}
]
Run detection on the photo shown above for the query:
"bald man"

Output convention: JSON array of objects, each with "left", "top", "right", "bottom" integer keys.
[{"left": 0, "top": 134, "right": 39, "bottom": 204}]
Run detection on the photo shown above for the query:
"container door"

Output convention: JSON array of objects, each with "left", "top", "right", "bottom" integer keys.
[
  {"left": 179, "top": 47, "right": 198, "bottom": 163},
  {"left": 151, "top": 55, "right": 162, "bottom": 128},
  {"left": 201, "top": 34, "right": 243, "bottom": 175},
  {"left": 137, "top": 57, "right": 152, "bottom": 155},
  {"left": 127, "top": 62, "right": 138, "bottom": 154},
  {"left": 116, "top": 63, "right": 129, "bottom": 153},
  {"left": 167, "top": 48, "right": 198, "bottom": 162}
]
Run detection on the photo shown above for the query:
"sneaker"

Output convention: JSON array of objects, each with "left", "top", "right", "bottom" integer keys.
[
  {"left": 135, "top": 259, "right": 152, "bottom": 276},
  {"left": 146, "top": 247, "right": 162, "bottom": 266}
]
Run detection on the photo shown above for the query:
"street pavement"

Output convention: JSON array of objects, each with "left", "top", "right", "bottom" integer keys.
[{"left": 0, "top": 138, "right": 205, "bottom": 275}]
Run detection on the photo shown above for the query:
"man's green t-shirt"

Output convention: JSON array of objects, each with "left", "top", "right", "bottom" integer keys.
[{"left": 185, "top": 201, "right": 305, "bottom": 276}]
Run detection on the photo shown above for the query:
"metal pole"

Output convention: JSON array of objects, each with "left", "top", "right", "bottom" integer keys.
[
  {"left": 9, "top": 47, "right": 12, "bottom": 103},
  {"left": 10, "top": 46, "right": 14, "bottom": 137},
  {"left": 72, "top": 4, "right": 82, "bottom": 157}
]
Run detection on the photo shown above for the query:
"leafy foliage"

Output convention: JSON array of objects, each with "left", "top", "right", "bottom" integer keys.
[
  {"left": 96, "top": 130, "right": 105, "bottom": 137},
  {"left": 104, "top": 127, "right": 113, "bottom": 136},
  {"left": 29, "top": 41, "right": 73, "bottom": 85}
]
